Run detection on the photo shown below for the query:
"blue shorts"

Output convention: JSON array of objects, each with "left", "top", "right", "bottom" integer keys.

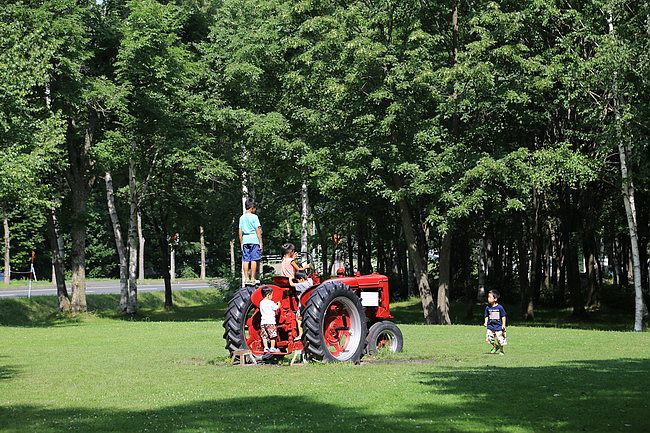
[{"left": 242, "top": 244, "right": 261, "bottom": 262}]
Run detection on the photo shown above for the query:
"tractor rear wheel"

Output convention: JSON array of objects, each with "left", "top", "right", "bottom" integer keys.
[
  {"left": 366, "top": 321, "right": 403, "bottom": 355},
  {"left": 302, "top": 281, "right": 368, "bottom": 363},
  {"left": 222, "top": 286, "right": 257, "bottom": 356}
]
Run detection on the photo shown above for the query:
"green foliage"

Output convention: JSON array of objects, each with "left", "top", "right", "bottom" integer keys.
[{"left": 1, "top": 0, "right": 648, "bottom": 327}]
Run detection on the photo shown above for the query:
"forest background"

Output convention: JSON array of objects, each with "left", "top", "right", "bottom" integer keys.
[{"left": 1, "top": 0, "right": 648, "bottom": 330}]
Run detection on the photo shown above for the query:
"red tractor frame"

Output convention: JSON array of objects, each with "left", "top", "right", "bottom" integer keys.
[{"left": 223, "top": 258, "right": 403, "bottom": 363}]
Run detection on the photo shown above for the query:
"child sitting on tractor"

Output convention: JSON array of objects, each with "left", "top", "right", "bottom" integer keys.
[
  {"left": 280, "top": 243, "right": 311, "bottom": 279},
  {"left": 260, "top": 287, "right": 281, "bottom": 353},
  {"left": 289, "top": 271, "right": 313, "bottom": 341}
]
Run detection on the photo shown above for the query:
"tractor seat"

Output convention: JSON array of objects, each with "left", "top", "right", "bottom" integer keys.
[{"left": 272, "top": 276, "right": 291, "bottom": 288}]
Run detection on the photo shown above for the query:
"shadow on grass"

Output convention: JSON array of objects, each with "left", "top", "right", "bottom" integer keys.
[
  {"left": 391, "top": 299, "right": 638, "bottom": 331},
  {"left": 0, "top": 357, "right": 19, "bottom": 381},
  {"left": 0, "top": 359, "right": 648, "bottom": 432},
  {"left": 414, "top": 358, "right": 650, "bottom": 432},
  {"left": 0, "top": 290, "right": 226, "bottom": 327}
]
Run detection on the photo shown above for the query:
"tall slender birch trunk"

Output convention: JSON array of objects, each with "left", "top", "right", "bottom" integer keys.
[
  {"left": 301, "top": 181, "right": 309, "bottom": 254},
  {"left": 3, "top": 211, "right": 9, "bottom": 285},
  {"left": 608, "top": 13, "right": 645, "bottom": 331},
  {"left": 105, "top": 171, "right": 129, "bottom": 311},
  {"left": 170, "top": 245, "right": 176, "bottom": 283},
  {"left": 228, "top": 218, "right": 235, "bottom": 276},
  {"left": 127, "top": 160, "right": 139, "bottom": 313},
  {"left": 230, "top": 239, "right": 236, "bottom": 275},
  {"left": 138, "top": 211, "right": 145, "bottom": 282},
  {"left": 618, "top": 139, "right": 644, "bottom": 331},
  {"left": 200, "top": 226, "right": 206, "bottom": 280},
  {"left": 477, "top": 238, "right": 486, "bottom": 301}
]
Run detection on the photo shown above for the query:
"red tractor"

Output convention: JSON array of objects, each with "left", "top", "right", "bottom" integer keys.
[{"left": 223, "top": 258, "right": 404, "bottom": 363}]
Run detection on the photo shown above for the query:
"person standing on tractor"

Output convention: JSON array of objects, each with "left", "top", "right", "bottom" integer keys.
[
  {"left": 239, "top": 198, "right": 263, "bottom": 285},
  {"left": 280, "top": 243, "right": 310, "bottom": 279},
  {"left": 260, "top": 287, "right": 280, "bottom": 353},
  {"left": 484, "top": 290, "right": 507, "bottom": 355}
]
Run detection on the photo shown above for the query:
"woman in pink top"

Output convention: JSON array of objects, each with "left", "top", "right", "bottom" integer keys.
[{"left": 280, "top": 243, "right": 310, "bottom": 278}]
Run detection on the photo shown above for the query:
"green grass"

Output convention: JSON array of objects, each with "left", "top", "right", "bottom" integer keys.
[{"left": 1, "top": 292, "right": 649, "bottom": 433}]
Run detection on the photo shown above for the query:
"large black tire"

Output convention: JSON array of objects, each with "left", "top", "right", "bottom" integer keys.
[
  {"left": 366, "top": 321, "right": 403, "bottom": 355},
  {"left": 302, "top": 280, "right": 368, "bottom": 363},
  {"left": 222, "top": 286, "right": 256, "bottom": 355}
]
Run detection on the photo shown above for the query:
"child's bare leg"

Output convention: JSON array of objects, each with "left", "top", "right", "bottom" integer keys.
[
  {"left": 297, "top": 319, "right": 303, "bottom": 338},
  {"left": 243, "top": 261, "right": 250, "bottom": 281},
  {"left": 250, "top": 261, "right": 257, "bottom": 281},
  {"left": 262, "top": 336, "right": 269, "bottom": 350},
  {"left": 270, "top": 338, "right": 276, "bottom": 349}
]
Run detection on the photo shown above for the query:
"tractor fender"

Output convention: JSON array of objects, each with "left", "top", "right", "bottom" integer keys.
[{"left": 250, "top": 284, "right": 284, "bottom": 307}]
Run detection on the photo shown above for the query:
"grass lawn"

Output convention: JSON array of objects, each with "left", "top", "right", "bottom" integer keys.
[{"left": 1, "top": 290, "right": 649, "bottom": 433}]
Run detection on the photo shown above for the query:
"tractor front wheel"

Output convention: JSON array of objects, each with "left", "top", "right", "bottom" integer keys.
[
  {"left": 366, "top": 321, "right": 403, "bottom": 355},
  {"left": 223, "top": 286, "right": 259, "bottom": 357},
  {"left": 302, "top": 281, "right": 368, "bottom": 363}
]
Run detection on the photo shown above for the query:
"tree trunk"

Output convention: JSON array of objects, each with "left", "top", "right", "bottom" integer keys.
[
  {"left": 609, "top": 236, "right": 619, "bottom": 288},
  {"left": 526, "top": 190, "right": 542, "bottom": 320},
  {"left": 477, "top": 237, "right": 486, "bottom": 301},
  {"left": 437, "top": 232, "right": 452, "bottom": 324},
  {"left": 105, "top": 171, "right": 129, "bottom": 311},
  {"left": 557, "top": 237, "right": 566, "bottom": 305},
  {"left": 315, "top": 220, "right": 328, "bottom": 276},
  {"left": 347, "top": 225, "right": 355, "bottom": 274},
  {"left": 364, "top": 220, "right": 373, "bottom": 273},
  {"left": 70, "top": 185, "right": 88, "bottom": 313},
  {"left": 127, "top": 160, "right": 139, "bottom": 313},
  {"left": 618, "top": 139, "right": 645, "bottom": 330},
  {"left": 170, "top": 245, "right": 176, "bottom": 283},
  {"left": 636, "top": 192, "right": 649, "bottom": 294},
  {"left": 301, "top": 181, "right": 309, "bottom": 254},
  {"left": 200, "top": 226, "right": 206, "bottom": 280},
  {"left": 517, "top": 219, "right": 530, "bottom": 317},
  {"left": 160, "top": 230, "right": 173, "bottom": 310},
  {"left": 67, "top": 117, "right": 94, "bottom": 313},
  {"left": 230, "top": 238, "right": 236, "bottom": 275},
  {"left": 356, "top": 221, "right": 364, "bottom": 275},
  {"left": 584, "top": 237, "right": 598, "bottom": 307},
  {"left": 3, "top": 210, "right": 9, "bottom": 285},
  {"left": 395, "top": 181, "right": 436, "bottom": 324},
  {"left": 138, "top": 210, "right": 145, "bottom": 282},
  {"left": 544, "top": 223, "right": 553, "bottom": 294},
  {"left": 609, "top": 12, "right": 644, "bottom": 330},
  {"left": 567, "top": 232, "right": 585, "bottom": 317},
  {"left": 377, "top": 237, "right": 385, "bottom": 275},
  {"left": 46, "top": 207, "right": 70, "bottom": 311}
]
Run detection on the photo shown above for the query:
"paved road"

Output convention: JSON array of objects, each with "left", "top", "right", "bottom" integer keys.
[{"left": 0, "top": 279, "right": 223, "bottom": 299}]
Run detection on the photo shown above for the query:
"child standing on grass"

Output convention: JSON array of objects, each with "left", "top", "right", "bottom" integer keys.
[
  {"left": 280, "top": 243, "right": 310, "bottom": 279},
  {"left": 484, "top": 290, "right": 507, "bottom": 355},
  {"left": 239, "top": 198, "right": 263, "bottom": 285},
  {"left": 260, "top": 287, "right": 280, "bottom": 353}
]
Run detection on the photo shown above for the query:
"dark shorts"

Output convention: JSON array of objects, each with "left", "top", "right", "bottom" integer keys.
[
  {"left": 260, "top": 324, "right": 277, "bottom": 340},
  {"left": 242, "top": 244, "right": 261, "bottom": 262}
]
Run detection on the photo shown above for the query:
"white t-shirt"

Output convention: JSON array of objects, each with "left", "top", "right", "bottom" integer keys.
[{"left": 260, "top": 298, "right": 279, "bottom": 325}]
